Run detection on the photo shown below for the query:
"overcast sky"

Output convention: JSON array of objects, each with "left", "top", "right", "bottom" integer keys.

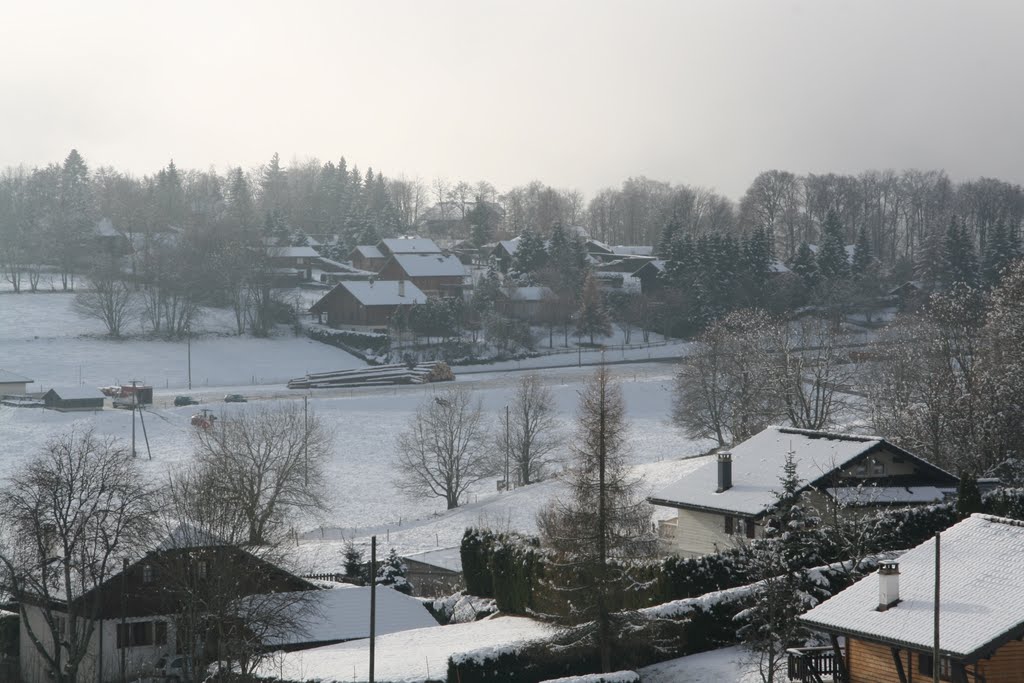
[{"left": 2, "top": 0, "right": 1021, "bottom": 199}]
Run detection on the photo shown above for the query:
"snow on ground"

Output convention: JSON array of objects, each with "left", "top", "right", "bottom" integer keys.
[
  {"left": 0, "top": 291, "right": 366, "bottom": 389},
  {"left": 639, "top": 645, "right": 763, "bottom": 683},
  {"left": 1, "top": 291, "right": 708, "bottom": 571},
  {"left": 255, "top": 616, "right": 553, "bottom": 683}
]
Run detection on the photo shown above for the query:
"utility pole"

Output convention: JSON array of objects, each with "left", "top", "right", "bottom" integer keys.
[
  {"left": 369, "top": 535, "right": 377, "bottom": 683},
  {"left": 130, "top": 380, "right": 136, "bottom": 459},
  {"left": 187, "top": 324, "right": 192, "bottom": 390},
  {"left": 933, "top": 531, "right": 941, "bottom": 683},
  {"left": 304, "top": 394, "right": 309, "bottom": 488},
  {"left": 504, "top": 404, "right": 510, "bottom": 491}
]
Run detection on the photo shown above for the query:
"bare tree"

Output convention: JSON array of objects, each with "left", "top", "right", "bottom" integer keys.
[
  {"left": 0, "top": 429, "right": 154, "bottom": 683},
  {"left": 496, "top": 375, "right": 562, "bottom": 486},
  {"left": 395, "top": 386, "right": 488, "bottom": 509},
  {"left": 538, "top": 365, "right": 655, "bottom": 673},
  {"left": 73, "top": 258, "right": 138, "bottom": 337},
  {"left": 772, "top": 316, "right": 854, "bottom": 430},
  {"left": 192, "top": 404, "right": 331, "bottom": 545},
  {"left": 673, "top": 310, "right": 781, "bottom": 447}
]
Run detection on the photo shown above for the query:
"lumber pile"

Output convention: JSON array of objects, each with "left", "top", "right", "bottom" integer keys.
[{"left": 287, "top": 362, "right": 454, "bottom": 389}]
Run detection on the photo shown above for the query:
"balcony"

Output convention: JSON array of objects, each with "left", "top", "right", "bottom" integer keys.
[{"left": 787, "top": 645, "right": 845, "bottom": 683}]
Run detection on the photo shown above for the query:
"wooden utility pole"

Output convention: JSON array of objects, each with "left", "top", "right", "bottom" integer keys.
[{"left": 370, "top": 535, "right": 377, "bottom": 683}]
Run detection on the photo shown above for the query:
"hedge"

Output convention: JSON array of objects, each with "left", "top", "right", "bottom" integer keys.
[{"left": 305, "top": 326, "right": 389, "bottom": 362}]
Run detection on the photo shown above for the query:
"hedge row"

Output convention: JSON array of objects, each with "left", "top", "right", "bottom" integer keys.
[{"left": 305, "top": 326, "right": 389, "bottom": 362}]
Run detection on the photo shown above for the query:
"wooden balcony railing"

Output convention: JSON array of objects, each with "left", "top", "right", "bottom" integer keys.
[{"left": 787, "top": 645, "right": 846, "bottom": 683}]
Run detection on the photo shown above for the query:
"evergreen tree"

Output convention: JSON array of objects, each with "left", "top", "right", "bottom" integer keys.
[
  {"left": 740, "top": 228, "right": 773, "bottom": 306},
  {"left": 956, "top": 472, "right": 983, "bottom": 516},
  {"left": 260, "top": 152, "right": 289, "bottom": 218},
  {"left": 575, "top": 272, "right": 612, "bottom": 344},
  {"left": 343, "top": 539, "right": 364, "bottom": 581},
  {"left": 791, "top": 242, "right": 819, "bottom": 293},
  {"left": 466, "top": 196, "right": 502, "bottom": 247},
  {"left": 982, "top": 221, "right": 1014, "bottom": 288},
  {"left": 375, "top": 547, "right": 411, "bottom": 594},
  {"left": 941, "top": 217, "right": 978, "bottom": 288},
  {"left": 914, "top": 226, "right": 946, "bottom": 288},
  {"left": 657, "top": 215, "right": 683, "bottom": 258},
  {"left": 816, "top": 210, "right": 849, "bottom": 282},
  {"left": 511, "top": 228, "right": 547, "bottom": 278},
  {"left": 738, "top": 452, "right": 829, "bottom": 683},
  {"left": 851, "top": 224, "right": 873, "bottom": 276}
]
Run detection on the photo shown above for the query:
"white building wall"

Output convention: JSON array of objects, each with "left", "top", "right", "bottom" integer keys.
[
  {"left": 0, "top": 381, "right": 27, "bottom": 395},
  {"left": 672, "top": 508, "right": 762, "bottom": 557}
]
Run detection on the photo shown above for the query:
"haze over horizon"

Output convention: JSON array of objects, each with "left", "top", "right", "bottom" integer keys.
[{"left": 3, "top": 0, "right": 1023, "bottom": 199}]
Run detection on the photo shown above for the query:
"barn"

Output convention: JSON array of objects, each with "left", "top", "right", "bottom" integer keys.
[
  {"left": 0, "top": 369, "right": 33, "bottom": 395},
  {"left": 42, "top": 386, "right": 106, "bottom": 412}
]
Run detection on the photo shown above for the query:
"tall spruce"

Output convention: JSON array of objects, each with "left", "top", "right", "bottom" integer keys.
[
  {"left": 941, "top": 217, "right": 978, "bottom": 288},
  {"left": 815, "top": 210, "right": 849, "bottom": 282}
]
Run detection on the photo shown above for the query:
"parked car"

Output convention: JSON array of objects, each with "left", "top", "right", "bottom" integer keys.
[
  {"left": 155, "top": 654, "right": 193, "bottom": 682},
  {"left": 174, "top": 395, "right": 199, "bottom": 407},
  {"left": 224, "top": 393, "right": 247, "bottom": 403}
]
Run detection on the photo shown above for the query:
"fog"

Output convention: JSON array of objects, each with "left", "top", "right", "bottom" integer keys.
[{"left": 2, "top": 0, "right": 1021, "bottom": 197}]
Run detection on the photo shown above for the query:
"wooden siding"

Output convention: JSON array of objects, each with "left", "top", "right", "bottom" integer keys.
[
  {"left": 672, "top": 508, "right": 762, "bottom": 557},
  {"left": 847, "top": 636, "right": 1024, "bottom": 683},
  {"left": 975, "top": 638, "right": 1024, "bottom": 682}
]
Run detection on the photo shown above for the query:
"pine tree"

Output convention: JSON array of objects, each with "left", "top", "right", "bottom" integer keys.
[
  {"left": 657, "top": 215, "right": 683, "bottom": 258},
  {"left": 956, "top": 472, "right": 982, "bottom": 516},
  {"left": 790, "top": 242, "right": 819, "bottom": 303},
  {"left": 982, "top": 221, "right": 1013, "bottom": 288},
  {"left": 343, "top": 540, "right": 364, "bottom": 581},
  {"left": 816, "top": 210, "right": 849, "bottom": 282},
  {"left": 375, "top": 547, "right": 411, "bottom": 594},
  {"left": 511, "top": 228, "right": 547, "bottom": 279},
  {"left": 738, "top": 452, "right": 829, "bottom": 683},
  {"left": 941, "top": 218, "right": 978, "bottom": 288},
  {"left": 537, "top": 365, "right": 655, "bottom": 672},
  {"left": 851, "top": 224, "right": 873, "bottom": 276},
  {"left": 575, "top": 272, "right": 612, "bottom": 344}
]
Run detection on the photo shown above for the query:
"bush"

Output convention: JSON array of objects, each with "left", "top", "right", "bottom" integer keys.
[
  {"left": 462, "top": 528, "right": 496, "bottom": 598},
  {"left": 306, "top": 325, "right": 389, "bottom": 362}
]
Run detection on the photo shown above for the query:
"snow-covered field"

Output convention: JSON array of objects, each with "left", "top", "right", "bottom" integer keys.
[
  {"left": 639, "top": 645, "right": 763, "bottom": 683},
  {"left": 0, "top": 291, "right": 707, "bottom": 572},
  {"left": 256, "top": 616, "right": 554, "bottom": 683},
  {"left": 0, "top": 291, "right": 366, "bottom": 389}
]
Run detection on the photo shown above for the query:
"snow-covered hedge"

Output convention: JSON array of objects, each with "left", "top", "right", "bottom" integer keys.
[
  {"left": 305, "top": 325, "right": 389, "bottom": 363},
  {"left": 541, "top": 672, "right": 638, "bottom": 683}
]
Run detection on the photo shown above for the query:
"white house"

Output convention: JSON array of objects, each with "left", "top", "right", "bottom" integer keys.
[
  {"left": 648, "top": 427, "right": 959, "bottom": 558},
  {"left": 0, "top": 369, "right": 33, "bottom": 395}
]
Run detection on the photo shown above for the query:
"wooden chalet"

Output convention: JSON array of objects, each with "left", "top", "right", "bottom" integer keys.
[
  {"left": 377, "top": 253, "right": 467, "bottom": 298},
  {"left": 42, "top": 386, "right": 106, "bottom": 411},
  {"left": 309, "top": 279, "right": 425, "bottom": 330},
  {"left": 630, "top": 259, "right": 667, "bottom": 295},
  {"left": 795, "top": 514, "right": 1024, "bottom": 683},
  {"left": 267, "top": 246, "right": 323, "bottom": 280},
  {"left": 648, "top": 427, "right": 958, "bottom": 558},
  {"left": 496, "top": 286, "right": 554, "bottom": 322},
  {"left": 348, "top": 245, "right": 387, "bottom": 272},
  {"left": 376, "top": 237, "right": 442, "bottom": 257}
]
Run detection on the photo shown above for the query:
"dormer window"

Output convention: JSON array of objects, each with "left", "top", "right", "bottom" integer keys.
[{"left": 142, "top": 564, "right": 155, "bottom": 584}]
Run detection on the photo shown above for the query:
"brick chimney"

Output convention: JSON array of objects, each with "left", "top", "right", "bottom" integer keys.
[
  {"left": 716, "top": 452, "right": 733, "bottom": 493},
  {"left": 877, "top": 561, "right": 900, "bottom": 611}
]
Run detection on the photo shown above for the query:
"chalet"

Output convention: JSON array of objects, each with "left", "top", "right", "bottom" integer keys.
[
  {"left": 267, "top": 246, "right": 323, "bottom": 280},
  {"left": 18, "top": 526, "right": 318, "bottom": 683},
  {"left": 348, "top": 245, "right": 387, "bottom": 272},
  {"left": 491, "top": 238, "right": 520, "bottom": 273},
  {"left": 630, "top": 259, "right": 666, "bottom": 295},
  {"left": 795, "top": 514, "right": 1024, "bottom": 683},
  {"left": 648, "top": 427, "right": 958, "bottom": 558},
  {"left": 42, "top": 386, "right": 106, "bottom": 411},
  {"left": 0, "top": 369, "right": 33, "bottom": 395},
  {"left": 496, "top": 286, "right": 554, "bottom": 322},
  {"left": 309, "top": 279, "right": 424, "bottom": 330},
  {"left": 377, "top": 237, "right": 442, "bottom": 257},
  {"left": 377, "top": 253, "right": 468, "bottom": 298}
]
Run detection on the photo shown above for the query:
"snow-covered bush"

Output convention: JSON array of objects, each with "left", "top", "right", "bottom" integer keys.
[
  {"left": 430, "top": 591, "right": 498, "bottom": 625},
  {"left": 375, "top": 547, "right": 411, "bottom": 595},
  {"left": 541, "top": 672, "right": 638, "bottom": 683}
]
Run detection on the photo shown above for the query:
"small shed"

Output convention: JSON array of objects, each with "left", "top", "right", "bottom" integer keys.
[
  {"left": 42, "top": 386, "right": 106, "bottom": 412},
  {"left": 0, "top": 369, "right": 33, "bottom": 395},
  {"left": 402, "top": 547, "right": 465, "bottom": 597}
]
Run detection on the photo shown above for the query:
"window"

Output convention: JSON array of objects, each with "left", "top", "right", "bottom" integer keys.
[
  {"left": 724, "top": 515, "right": 734, "bottom": 534},
  {"left": 117, "top": 621, "right": 159, "bottom": 649},
  {"left": 745, "top": 519, "right": 756, "bottom": 539},
  {"left": 919, "top": 653, "right": 953, "bottom": 680},
  {"left": 871, "top": 460, "right": 886, "bottom": 476},
  {"left": 853, "top": 463, "right": 868, "bottom": 477},
  {"left": 196, "top": 559, "right": 209, "bottom": 580},
  {"left": 142, "top": 564, "right": 155, "bottom": 584}
]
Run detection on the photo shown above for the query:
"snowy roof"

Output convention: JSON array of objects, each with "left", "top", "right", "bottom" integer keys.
[
  {"left": 154, "top": 524, "right": 226, "bottom": 551},
  {"left": 318, "top": 280, "right": 426, "bottom": 308},
  {"left": 845, "top": 244, "right": 857, "bottom": 261},
  {"left": 801, "top": 514, "right": 1024, "bottom": 660},
  {"left": 0, "top": 369, "right": 33, "bottom": 384},
  {"left": 389, "top": 253, "right": 467, "bottom": 278},
  {"left": 648, "top": 427, "right": 948, "bottom": 517},
  {"left": 631, "top": 259, "right": 666, "bottom": 276},
  {"left": 317, "top": 258, "right": 375, "bottom": 275},
  {"left": 270, "top": 246, "right": 321, "bottom": 259},
  {"left": 94, "top": 217, "right": 120, "bottom": 237},
  {"left": 769, "top": 259, "right": 791, "bottom": 274},
  {"left": 44, "top": 386, "right": 106, "bottom": 400},
  {"left": 352, "top": 245, "right": 384, "bottom": 259},
  {"left": 586, "top": 238, "right": 614, "bottom": 254},
  {"left": 610, "top": 245, "right": 653, "bottom": 256},
  {"left": 495, "top": 238, "right": 520, "bottom": 256},
  {"left": 263, "top": 584, "right": 437, "bottom": 647},
  {"left": 825, "top": 486, "right": 949, "bottom": 507},
  {"left": 503, "top": 286, "right": 553, "bottom": 302},
  {"left": 404, "top": 547, "right": 463, "bottom": 573},
  {"left": 380, "top": 237, "right": 441, "bottom": 255}
]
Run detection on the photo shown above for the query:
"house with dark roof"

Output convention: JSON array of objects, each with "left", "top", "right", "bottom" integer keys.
[
  {"left": 310, "top": 279, "right": 425, "bottom": 330},
  {"left": 267, "top": 246, "right": 324, "bottom": 280},
  {"left": 377, "top": 253, "right": 467, "bottom": 298},
  {"left": 648, "top": 427, "right": 958, "bottom": 558},
  {"left": 630, "top": 259, "right": 667, "bottom": 295},
  {"left": 795, "top": 514, "right": 1024, "bottom": 683},
  {"left": 348, "top": 245, "right": 387, "bottom": 272},
  {"left": 377, "top": 237, "right": 442, "bottom": 257},
  {"left": 496, "top": 286, "right": 554, "bottom": 322}
]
